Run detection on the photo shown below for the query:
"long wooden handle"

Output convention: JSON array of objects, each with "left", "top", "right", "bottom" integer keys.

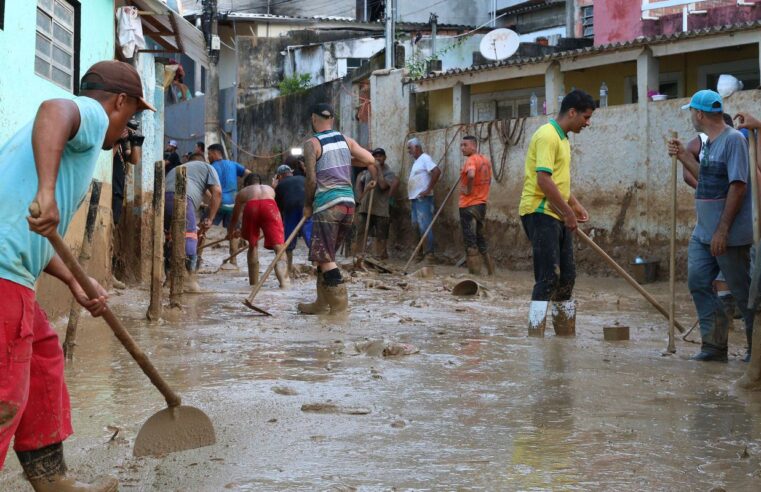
[
  {"left": 668, "top": 131, "right": 678, "bottom": 351},
  {"left": 245, "top": 217, "right": 306, "bottom": 304},
  {"left": 361, "top": 188, "right": 375, "bottom": 256},
  {"left": 750, "top": 129, "right": 760, "bottom": 243},
  {"left": 30, "top": 203, "right": 182, "bottom": 407},
  {"left": 197, "top": 236, "right": 226, "bottom": 252},
  {"left": 403, "top": 176, "right": 462, "bottom": 272},
  {"left": 577, "top": 229, "right": 686, "bottom": 333}
]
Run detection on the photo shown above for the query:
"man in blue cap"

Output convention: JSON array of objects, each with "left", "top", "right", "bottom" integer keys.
[{"left": 669, "top": 90, "right": 754, "bottom": 362}]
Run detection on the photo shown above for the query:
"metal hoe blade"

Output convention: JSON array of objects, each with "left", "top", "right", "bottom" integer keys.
[
  {"left": 243, "top": 298, "right": 272, "bottom": 316},
  {"left": 133, "top": 405, "right": 216, "bottom": 457}
]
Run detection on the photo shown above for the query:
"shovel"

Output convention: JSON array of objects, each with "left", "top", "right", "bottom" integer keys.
[
  {"left": 243, "top": 216, "right": 307, "bottom": 315},
  {"left": 30, "top": 203, "right": 216, "bottom": 457}
]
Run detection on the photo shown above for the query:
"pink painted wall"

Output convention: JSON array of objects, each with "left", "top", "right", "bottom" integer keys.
[
  {"left": 594, "top": 0, "right": 761, "bottom": 46},
  {"left": 594, "top": 0, "right": 645, "bottom": 46}
]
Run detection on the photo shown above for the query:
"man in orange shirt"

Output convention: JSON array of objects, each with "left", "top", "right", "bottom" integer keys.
[{"left": 459, "top": 135, "right": 494, "bottom": 275}]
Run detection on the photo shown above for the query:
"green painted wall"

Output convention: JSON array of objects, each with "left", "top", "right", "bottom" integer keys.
[{"left": 0, "top": 0, "right": 115, "bottom": 181}]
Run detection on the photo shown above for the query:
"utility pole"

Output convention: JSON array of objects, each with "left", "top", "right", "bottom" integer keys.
[
  {"left": 203, "top": 0, "right": 220, "bottom": 149},
  {"left": 384, "top": 0, "right": 395, "bottom": 69},
  {"left": 565, "top": 0, "right": 576, "bottom": 37}
]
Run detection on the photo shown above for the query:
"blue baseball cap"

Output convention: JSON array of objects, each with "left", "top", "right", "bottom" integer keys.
[{"left": 681, "top": 90, "right": 723, "bottom": 113}]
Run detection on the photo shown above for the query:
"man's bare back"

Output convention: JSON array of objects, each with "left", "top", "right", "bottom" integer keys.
[{"left": 236, "top": 184, "right": 275, "bottom": 205}]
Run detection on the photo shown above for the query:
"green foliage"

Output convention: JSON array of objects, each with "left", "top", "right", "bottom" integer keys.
[
  {"left": 405, "top": 35, "right": 471, "bottom": 79},
  {"left": 278, "top": 73, "right": 312, "bottom": 96}
]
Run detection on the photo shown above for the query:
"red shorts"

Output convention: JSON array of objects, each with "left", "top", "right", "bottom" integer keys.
[
  {"left": 241, "top": 198, "right": 285, "bottom": 250},
  {"left": 0, "top": 279, "right": 72, "bottom": 469}
]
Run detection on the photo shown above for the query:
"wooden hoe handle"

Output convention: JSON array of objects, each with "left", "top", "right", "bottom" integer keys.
[
  {"left": 30, "top": 202, "right": 182, "bottom": 408},
  {"left": 577, "top": 228, "right": 686, "bottom": 334}
]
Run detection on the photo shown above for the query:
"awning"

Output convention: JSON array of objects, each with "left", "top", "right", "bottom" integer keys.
[{"left": 125, "top": 0, "right": 209, "bottom": 67}]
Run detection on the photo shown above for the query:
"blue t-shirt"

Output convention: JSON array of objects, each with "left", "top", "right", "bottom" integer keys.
[
  {"left": 211, "top": 159, "right": 246, "bottom": 205},
  {"left": 0, "top": 97, "right": 108, "bottom": 289},
  {"left": 693, "top": 127, "right": 753, "bottom": 247}
]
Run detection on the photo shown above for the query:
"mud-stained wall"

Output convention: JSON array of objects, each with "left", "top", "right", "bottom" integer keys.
[
  {"left": 237, "top": 78, "right": 347, "bottom": 175},
  {"left": 118, "top": 57, "right": 165, "bottom": 285},
  {"left": 376, "top": 81, "right": 761, "bottom": 278}
]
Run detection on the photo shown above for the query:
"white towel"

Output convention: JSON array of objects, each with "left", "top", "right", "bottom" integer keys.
[{"left": 116, "top": 6, "right": 145, "bottom": 59}]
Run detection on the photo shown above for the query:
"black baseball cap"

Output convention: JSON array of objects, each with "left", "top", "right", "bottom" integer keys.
[
  {"left": 371, "top": 147, "right": 386, "bottom": 156},
  {"left": 311, "top": 102, "right": 334, "bottom": 119}
]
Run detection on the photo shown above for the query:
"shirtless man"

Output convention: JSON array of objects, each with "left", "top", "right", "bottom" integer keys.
[{"left": 228, "top": 174, "right": 289, "bottom": 288}]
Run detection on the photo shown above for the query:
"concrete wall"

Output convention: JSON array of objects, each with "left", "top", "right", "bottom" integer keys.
[
  {"left": 398, "top": 0, "right": 491, "bottom": 26},
  {"left": 0, "top": 1, "right": 116, "bottom": 319},
  {"left": 237, "top": 35, "right": 284, "bottom": 107},
  {"left": 237, "top": 78, "right": 346, "bottom": 174},
  {"left": 372, "top": 68, "right": 761, "bottom": 277}
]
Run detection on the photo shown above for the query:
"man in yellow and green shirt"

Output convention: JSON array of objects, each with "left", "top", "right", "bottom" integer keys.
[{"left": 519, "top": 90, "right": 595, "bottom": 337}]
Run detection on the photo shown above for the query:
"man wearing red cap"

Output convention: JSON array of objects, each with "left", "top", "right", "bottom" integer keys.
[{"left": 0, "top": 60, "right": 155, "bottom": 491}]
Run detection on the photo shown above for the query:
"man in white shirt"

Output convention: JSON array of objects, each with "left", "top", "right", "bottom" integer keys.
[{"left": 407, "top": 138, "right": 441, "bottom": 259}]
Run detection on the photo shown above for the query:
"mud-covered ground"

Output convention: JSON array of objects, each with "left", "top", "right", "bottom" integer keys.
[{"left": 3, "top": 233, "right": 761, "bottom": 491}]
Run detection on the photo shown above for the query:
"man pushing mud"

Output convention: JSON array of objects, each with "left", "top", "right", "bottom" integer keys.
[
  {"left": 228, "top": 174, "right": 289, "bottom": 288},
  {"left": 0, "top": 60, "right": 156, "bottom": 491},
  {"left": 519, "top": 90, "right": 594, "bottom": 337},
  {"left": 298, "top": 103, "right": 376, "bottom": 314}
]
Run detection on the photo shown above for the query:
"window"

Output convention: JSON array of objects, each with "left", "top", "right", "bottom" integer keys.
[
  {"left": 35, "top": 0, "right": 77, "bottom": 91},
  {"left": 346, "top": 57, "right": 367, "bottom": 74},
  {"left": 471, "top": 88, "right": 546, "bottom": 122},
  {"left": 581, "top": 5, "right": 593, "bottom": 39}
]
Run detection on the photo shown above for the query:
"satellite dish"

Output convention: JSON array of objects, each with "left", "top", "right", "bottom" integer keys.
[{"left": 479, "top": 28, "right": 520, "bottom": 61}]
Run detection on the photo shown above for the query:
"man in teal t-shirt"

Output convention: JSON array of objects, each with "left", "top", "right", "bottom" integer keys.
[{"left": 0, "top": 60, "right": 155, "bottom": 491}]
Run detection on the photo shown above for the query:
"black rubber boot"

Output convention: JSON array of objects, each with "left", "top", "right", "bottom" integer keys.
[{"left": 17, "top": 442, "right": 118, "bottom": 492}]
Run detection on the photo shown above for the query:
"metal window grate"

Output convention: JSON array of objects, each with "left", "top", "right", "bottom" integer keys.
[
  {"left": 581, "top": 5, "right": 594, "bottom": 38},
  {"left": 35, "top": 0, "right": 75, "bottom": 91}
]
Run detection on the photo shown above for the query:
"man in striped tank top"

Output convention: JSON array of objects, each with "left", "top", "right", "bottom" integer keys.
[{"left": 298, "top": 103, "right": 376, "bottom": 314}]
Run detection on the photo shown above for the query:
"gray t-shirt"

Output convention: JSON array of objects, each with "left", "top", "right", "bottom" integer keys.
[
  {"left": 693, "top": 127, "right": 752, "bottom": 246},
  {"left": 358, "top": 166, "right": 396, "bottom": 217},
  {"left": 166, "top": 160, "right": 221, "bottom": 212}
]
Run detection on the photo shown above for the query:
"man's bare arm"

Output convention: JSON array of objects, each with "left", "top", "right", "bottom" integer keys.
[
  {"left": 206, "top": 185, "right": 222, "bottom": 224},
  {"left": 303, "top": 138, "right": 318, "bottom": 216},
  {"left": 389, "top": 176, "right": 400, "bottom": 198},
  {"left": 346, "top": 137, "right": 375, "bottom": 167},
  {"left": 669, "top": 138, "right": 699, "bottom": 183},
  {"left": 376, "top": 168, "right": 390, "bottom": 191},
  {"left": 228, "top": 194, "right": 245, "bottom": 238},
  {"left": 712, "top": 182, "right": 746, "bottom": 256},
  {"left": 28, "top": 99, "right": 81, "bottom": 237},
  {"left": 464, "top": 168, "right": 475, "bottom": 195},
  {"left": 44, "top": 255, "right": 107, "bottom": 317},
  {"left": 420, "top": 167, "right": 442, "bottom": 198}
]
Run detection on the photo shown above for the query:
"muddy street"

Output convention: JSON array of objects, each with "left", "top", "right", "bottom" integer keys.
[{"left": 2, "top": 244, "right": 761, "bottom": 491}]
